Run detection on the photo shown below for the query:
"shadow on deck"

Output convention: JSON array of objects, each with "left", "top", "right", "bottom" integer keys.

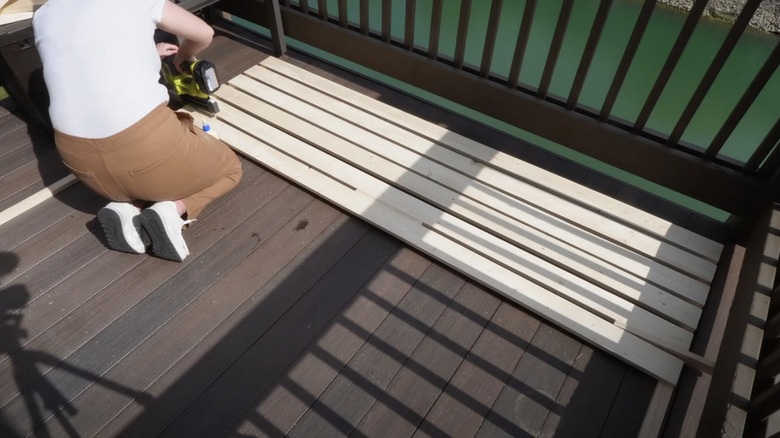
[{"left": 0, "top": 29, "right": 739, "bottom": 438}]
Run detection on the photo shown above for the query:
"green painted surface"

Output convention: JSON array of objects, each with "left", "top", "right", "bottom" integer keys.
[{"left": 227, "top": 1, "right": 780, "bottom": 221}]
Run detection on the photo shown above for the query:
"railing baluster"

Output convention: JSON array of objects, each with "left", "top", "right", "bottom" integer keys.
[
  {"left": 382, "top": 0, "right": 392, "bottom": 42},
  {"left": 633, "top": 0, "right": 708, "bottom": 130},
  {"left": 567, "top": 0, "right": 613, "bottom": 109},
  {"left": 338, "top": 0, "right": 348, "bottom": 26},
  {"left": 317, "top": 0, "right": 327, "bottom": 19},
  {"left": 300, "top": 0, "right": 309, "bottom": 15},
  {"left": 706, "top": 41, "right": 780, "bottom": 160},
  {"left": 508, "top": 0, "right": 537, "bottom": 89},
  {"left": 405, "top": 0, "right": 416, "bottom": 50},
  {"left": 429, "top": 0, "right": 443, "bottom": 59},
  {"left": 453, "top": 0, "right": 472, "bottom": 69},
  {"left": 751, "top": 118, "right": 780, "bottom": 177},
  {"left": 480, "top": 0, "right": 503, "bottom": 78},
  {"left": 538, "top": 0, "right": 575, "bottom": 98},
  {"left": 667, "top": 0, "right": 763, "bottom": 146},
  {"left": 599, "top": 0, "right": 655, "bottom": 120},
  {"left": 360, "top": 0, "right": 369, "bottom": 34}
]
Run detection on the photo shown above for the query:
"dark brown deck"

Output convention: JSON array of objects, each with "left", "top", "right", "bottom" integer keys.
[{"left": 0, "top": 29, "right": 727, "bottom": 438}]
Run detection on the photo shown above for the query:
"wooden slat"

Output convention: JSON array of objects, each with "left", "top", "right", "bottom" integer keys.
[
  {"left": 668, "top": 0, "right": 763, "bottom": 146},
  {"left": 199, "top": 99, "right": 684, "bottom": 385},
  {"left": 317, "top": 0, "right": 327, "bottom": 19},
  {"left": 507, "top": 0, "right": 536, "bottom": 88},
  {"left": 381, "top": 0, "right": 391, "bottom": 42},
  {"left": 404, "top": 0, "right": 415, "bottom": 50},
  {"left": 567, "top": 0, "right": 612, "bottom": 109},
  {"left": 258, "top": 55, "right": 723, "bottom": 264},
  {"left": 353, "top": 282, "right": 502, "bottom": 437},
  {"left": 479, "top": 0, "right": 502, "bottom": 78},
  {"left": 538, "top": 0, "right": 574, "bottom": 98},
  {"left": 160, "top": 232, "right": 406, "bottom": 437},
  {"left": 453, "top": 0, "right": 471, "bottom": 69},
  {"left": 219, "top": 79, "right": 698, "bottom": 347},
  {"left": 746, "top": 116, "right": 780, "bottom": 174},
  {"left": 638, "top": 382, "right": 675, "bottom": 438},
  {"left": 707, "top": 41, "right": 780, "bottom": 160},
  {"left": 412, "top": 302, "right": 541, "bottom": 438},
  {"left": 0, "top": 174, "right": 76, "bottom": 228},
  {"left": 428, "top": 0, "right": 442, "bottom": 59},
  {"left": 337, "top": 0, "right": 346, "bottom": 25},
  {"left": 100, "top": 216, "right": 370, "bottom": 437},
  {"left": 359, "top": 0, "right": 368, "bottom": 34},
  {"left": 40, "top": 195, "right": 346, "bottom": 437},
  {"left": 599, "top": 0, "right": 656, "bottom": 120},
  {"left": 633, "top": 0, "right": 708, "bottom": 132},
  {"left": 231, "top": 247, "right": 433, "bottom": 437},
  {"left": 242, "top": 65, "right": 712, "bottom": 305}
]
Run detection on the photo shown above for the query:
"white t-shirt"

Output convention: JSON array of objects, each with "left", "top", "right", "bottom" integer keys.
[{"left": 33, "top": 0, "right": 169, "bottom": 138}]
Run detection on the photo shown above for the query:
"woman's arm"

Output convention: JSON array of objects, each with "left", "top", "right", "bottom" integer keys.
[{"left": 157, "top": 2, "right": 214, "bottom": 66}]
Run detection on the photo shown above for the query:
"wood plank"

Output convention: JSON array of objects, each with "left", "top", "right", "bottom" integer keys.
[
  {"left": 353, "top": 283, "right": 502, "bottom": 438},
  {"left": 638, "top": 382, "right": 675, "bottom": 438},
  {"left": 474, "top": 323, "right": 582, "bottom": 437},
  {"left": 537, "top": 346, "right": 629, "bottom": 437},
  {"left": 3, "top": 183, "right": 310, "bottom": 436},
  {"left": 239, "top": 67, "right": 712, "bottom": 304},
  {"left": 230, "top": 247, "right": 433, "bottom": 438},
  {"left": 151, "top": 229, "right": 399, "bottom": 437},
  {"left": 410, "top": 302, "right": 541, "bottom": 438},
  {"left": 197, "top": 102, "right": 684, "bottom": 385},
  {"left": 600, "top": 367, "right": 658, "bottom": 437},
  {"left": 0, "top": 165, "right": 284, "bottom": 415},
  {"left": 259, "top": 55, "right": 723, "bottom": 263},
  {"left": 219, "top": 74, "right": 703, "bottom": 328},
  {"left": 0, "top": 182, "right": 98, "bottom": 250},
  {"left": 286, "top": 264, "right": 466, "bottom": 438},
  {"left": 97, "top": 215, "right": 370, "bottom": 438},
  {"left": 40, "top": 185, "right": 333, "bottom": 437},
  {"left": 0, "top": 174, "right": 77, "bottom": 228},
  {"left": 0, "top": 162, "right": 265, "bottom": 366}
]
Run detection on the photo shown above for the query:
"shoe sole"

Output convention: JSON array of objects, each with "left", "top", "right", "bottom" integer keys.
[
  {"left": 142, "top": 209, "right": 186, "bottom": 262},
  {"left": 97, "top": 208, "right": 148, "bottom": 254}
]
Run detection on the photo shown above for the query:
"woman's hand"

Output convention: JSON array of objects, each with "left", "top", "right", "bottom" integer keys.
[{"left": 156, "top": 42, "right": 179, "bottom": 58}]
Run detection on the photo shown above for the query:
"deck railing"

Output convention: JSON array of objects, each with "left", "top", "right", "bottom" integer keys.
[{"left": 214, "top": 0, "right": 780, "bottom": 237}]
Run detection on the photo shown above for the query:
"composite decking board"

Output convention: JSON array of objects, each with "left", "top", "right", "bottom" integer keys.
[
  {"left": 353, "top": 282, "right": 503, "bottom": 438},
  {"left": 0, "top": 163, "right": 281, "bottom": 412},
  {"left": 600, "top": 367, "right": 659, "bottom": 437},
  {"left": 6, "top": 181, "right": 309, "bottom": 436},
  {"left": 155, "top": 229, "right": 399, "bottom": 437},
  {"left": 0, "top": 161, "right": 265, "bottom": 363},
  {"left": 202, "top": 99, "right": 684, "bottom": 384},
  {"left": 471, "top": 323, "right": 583, "bottom": 438},
  {"left": 228, "top": 247, "right": 435, "bottom": 438},
  {"left": 409, "top": 302, "right": 541, "bottom": 438},
  {"left": 286, "top": 263, "right": 467, "bottom": 438},
  {"left": 0, "top": 182, "right": 98, "bottom": 252},
  {"left": 259, "top": 55, "right": 723, "bottom": 264},
  {"left": 98, "top": 215, "right": 370, "bottom": 438},
  {"left": 0, "top": 136, "right": 37, "bottom": 176},
  {"left": 225, "top": 76, "right": 706, "bottom": 330},
  {"left": 0, "top": 165, "right": 71, "bottom": 217},
  {"left": 37, "top": 185, "right": 326, "bottom": 437},
  {"left": 233, "top": 70, "right": 711, "bottom": 307},
  {"left": 535, "top": 345, "right": 632, "bottom": 438},
  {"left": 0, "top": 195, "right": 104, "bottom": 288}
]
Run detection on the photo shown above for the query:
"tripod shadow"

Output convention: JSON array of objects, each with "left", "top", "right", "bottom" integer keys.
[{"left": 0, "top": 252, "right": 154, "bottom": 437}]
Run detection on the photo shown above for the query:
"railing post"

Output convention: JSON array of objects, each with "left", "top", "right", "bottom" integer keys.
[{"left": 266, "top": 0, "right": 287, "bottom": 56}]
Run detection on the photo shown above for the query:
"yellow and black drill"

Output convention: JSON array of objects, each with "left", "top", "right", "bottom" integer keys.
[{"left": 161, "top": 56, "right": 221, "bottom": 114}]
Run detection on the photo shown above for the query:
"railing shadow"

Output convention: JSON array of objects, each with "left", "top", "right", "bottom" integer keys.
[{"left": 0, "top": 252, "right": 155, "bottom": 438}]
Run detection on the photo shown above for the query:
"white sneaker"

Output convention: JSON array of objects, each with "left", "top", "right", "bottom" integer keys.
[
  {"left": 97, "top": 202, "right": 148, "bottom": 254},
  {"left": 141, "top": 201, "right": 192, "bottom": 262}
]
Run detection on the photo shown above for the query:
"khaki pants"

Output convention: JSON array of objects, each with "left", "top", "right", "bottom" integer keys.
[{"left": 54, "top": 104, "right": 242, "bottom": 219}]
